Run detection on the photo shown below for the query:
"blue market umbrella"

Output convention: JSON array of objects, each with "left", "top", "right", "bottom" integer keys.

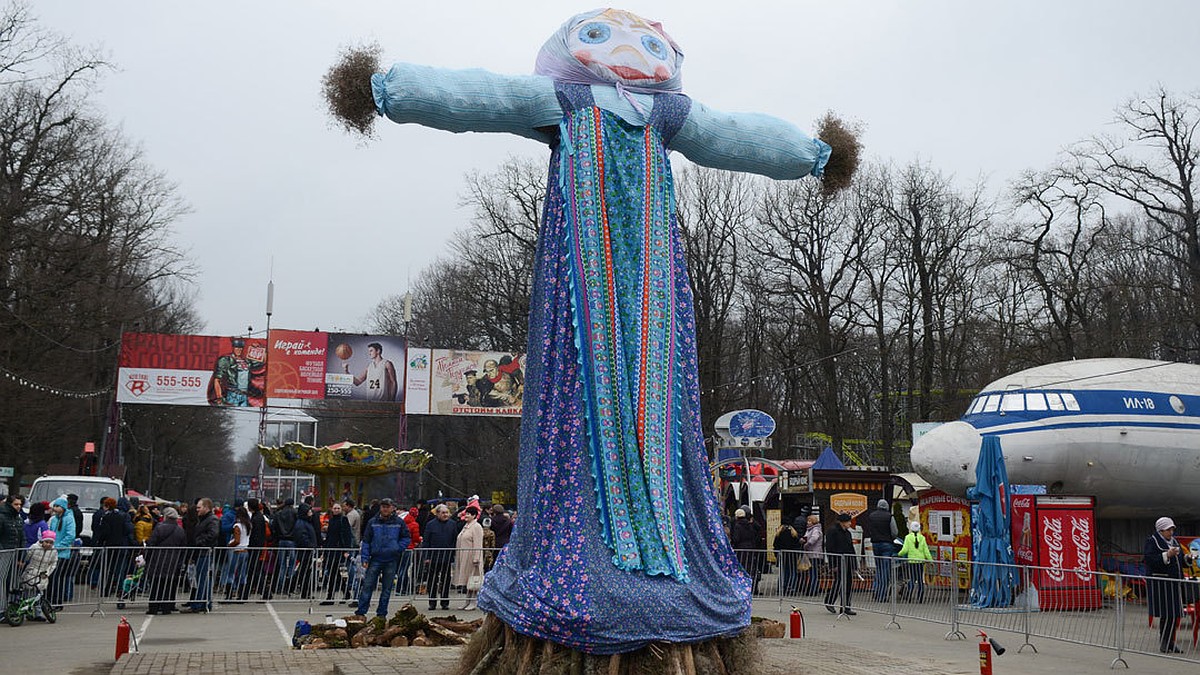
[{"left": 967, "top": 435, "right": 1017, "bottom": 607}]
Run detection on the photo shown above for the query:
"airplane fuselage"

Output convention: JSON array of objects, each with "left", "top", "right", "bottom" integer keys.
[{"left": 911, "top": 359, "right": 1200, "bottom": 519}]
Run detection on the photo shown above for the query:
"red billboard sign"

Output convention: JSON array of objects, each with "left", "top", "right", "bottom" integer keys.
[
  {"left": 266, "top": 330, "right": 327, "bottom": 399},
  {"left": 117, "top": 333, "right": 266, "bottom": 407}
]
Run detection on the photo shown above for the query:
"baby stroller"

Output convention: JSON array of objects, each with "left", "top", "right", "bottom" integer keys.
[
  {"left": 117, "top": 554, "right": 146, "bottom": 609},
  {"left": 5, "top": 576, "right": 57, "bottom": 627}
]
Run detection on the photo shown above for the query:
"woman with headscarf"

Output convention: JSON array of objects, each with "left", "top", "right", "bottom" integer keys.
[
  {"left": 1144, "top": 516, "right": 1198, "bottom": 653},
  {"left": 145, "top": 506, "right": 187, "bottom": 615},
  {"left": 45, "top": 496, "right": 75, "bottom": 607}
]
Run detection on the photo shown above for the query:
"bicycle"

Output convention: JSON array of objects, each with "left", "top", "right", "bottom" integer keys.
[{"left": 4, "top": 577, "right": 58, "bottom": 627}]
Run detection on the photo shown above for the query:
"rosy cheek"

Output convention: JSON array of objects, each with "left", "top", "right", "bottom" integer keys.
[
  {"left": 573, "top": 49, "right": 594, "bottom": 66},
  {"left": 654, "top": 64, "right": 671, "bottom": 82}
]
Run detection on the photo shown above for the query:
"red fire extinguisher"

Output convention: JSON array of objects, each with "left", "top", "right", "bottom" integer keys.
[
  {"left": 977, "top": 630, "right": 1005, "bottom": 675},
  {"left": 789, "top": 606, "right": 804, "bottom": 639},
  {"left": 115, "top": 616, "right": 132, "bottom": 661}
]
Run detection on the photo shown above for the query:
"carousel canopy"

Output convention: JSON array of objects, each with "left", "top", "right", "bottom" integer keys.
[{"left": 258, "top": 440, "right": 431, "bottom": 476}]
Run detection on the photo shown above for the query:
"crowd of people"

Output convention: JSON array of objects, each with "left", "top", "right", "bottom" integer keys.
[{"left": 0, "top": 490, "right": 518, "bottom": 620}]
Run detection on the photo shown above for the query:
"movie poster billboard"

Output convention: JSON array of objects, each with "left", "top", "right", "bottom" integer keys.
[
  {"left": 266, "top": 330, "right": 328, "bottom": 399},
  {"left": 324, "top": 333, "right": 406, "bottom": 402},
  {"left": 117, "top": 332, "right": 267, "bottom": 407},
  {"left": 428, "top": 349, "right": 524, "bottom": 417},
  {"left": 404, "top": 347, "right": 432, "bottom": 414}
]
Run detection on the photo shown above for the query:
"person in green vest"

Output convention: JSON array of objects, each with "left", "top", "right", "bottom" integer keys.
[{"left": 897, "top": 520, "right": 933, "bottom": 602}]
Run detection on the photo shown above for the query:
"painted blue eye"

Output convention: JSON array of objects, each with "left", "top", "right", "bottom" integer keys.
[
  {"left": 578, "top": 23, "right": 611, "bottom": 44},
  {"left": 641, "top": 35, "right": 669, "bottom": 60}
]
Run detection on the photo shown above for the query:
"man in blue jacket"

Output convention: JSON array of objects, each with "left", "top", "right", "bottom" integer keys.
[{"left": 355, "top": 498, "right": 410, "bottom": 617}]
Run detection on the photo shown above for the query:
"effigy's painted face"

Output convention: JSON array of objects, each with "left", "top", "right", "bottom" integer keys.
[{"left": 566, "top": 9, "right": 678, "bottom": 85}]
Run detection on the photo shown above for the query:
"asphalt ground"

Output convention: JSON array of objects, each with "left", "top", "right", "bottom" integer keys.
[{"left": 0, "top": 598, "right": 1192, "bottom": 674}]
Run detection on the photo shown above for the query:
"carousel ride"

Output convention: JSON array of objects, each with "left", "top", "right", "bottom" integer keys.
[{"left": 258, "top": 440, "right": 431, "bottom": 508}]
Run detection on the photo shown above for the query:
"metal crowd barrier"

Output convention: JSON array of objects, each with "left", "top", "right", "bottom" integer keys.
[
  {"left": 6, "top": 544, "right": 1198, "bottom": 665},
  {"left": 0, "top": 545, "right": 501, "bottom": 616},
  {"left": 740, "top": 548, "right": 1200, "bottom": 666}
]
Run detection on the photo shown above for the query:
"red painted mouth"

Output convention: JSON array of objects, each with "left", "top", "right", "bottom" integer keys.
[{"left": 606, "top": 64, "right": 670, "bottom": 82}]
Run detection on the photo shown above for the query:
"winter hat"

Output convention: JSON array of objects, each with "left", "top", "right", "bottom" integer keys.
[
  {"left": 1156, "top": 517, "right": 1176, "bottom": 532},
  {"left": 161, "top": 507, "right": 180, "bottom": 520},
  {"left": 908, "top": 521, "right": 921, "bottom": 533},
  {"left": 836, "top": 512, "right": 851, "bottom": 522},
  {"left": 877, "top": 499, "right": 888, "bottom": 510},
  {"left": 734, "top": 508, "right": 747, "bottom": 518},
  {"left": 40, "top": 529, "right": 56, "bottom": 542}
]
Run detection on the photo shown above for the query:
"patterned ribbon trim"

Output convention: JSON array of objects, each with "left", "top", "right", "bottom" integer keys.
[{"left": 562, "top": 106, "right": 688, "bottom": 580}]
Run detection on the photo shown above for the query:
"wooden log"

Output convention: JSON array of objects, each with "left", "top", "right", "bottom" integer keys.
[
  {"left": 706, "top": 642, "right": 728, "bottom": 675},
  {"left": 518, "top": 639, "right": 536, "bottom": 673},
  {"left": 681, "top": 645, "right": 697, "bottom": 675}
]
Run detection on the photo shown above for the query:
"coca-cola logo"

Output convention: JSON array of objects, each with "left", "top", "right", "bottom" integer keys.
[
  {"left": 1071, "top": 516, "right": 1094, "bottom": 582},
  {"left": 1044, "top": 517, "right": 1065, "bottom": 582}
]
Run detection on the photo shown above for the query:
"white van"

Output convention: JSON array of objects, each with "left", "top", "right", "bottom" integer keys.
[{"left": 28, "top": 475, "right": 125, "bottom": 546}]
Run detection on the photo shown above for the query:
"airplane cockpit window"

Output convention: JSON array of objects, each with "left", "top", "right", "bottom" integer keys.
[
  {"left": 1046, "top": 393, "right": 1066, "bottom": 410},
  {"left": 1061, "top": 392, "right": 1081, "bottom": 411},
  {"left": 968, "top": 397, "right": 986, "bottom": 414},
  {"left": 982, "top": 394, "right": 1001, "bottom": 412},
  {"left": 1000, "top": 393, "right": 1025, "bottom": 411},
  {"left": 1025, "top": 393, "right": 1048, "bottom": 411}
]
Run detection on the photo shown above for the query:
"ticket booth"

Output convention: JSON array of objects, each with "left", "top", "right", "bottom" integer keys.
[{"left": 918, "top": 489, "right": 972, "bottom": 591}]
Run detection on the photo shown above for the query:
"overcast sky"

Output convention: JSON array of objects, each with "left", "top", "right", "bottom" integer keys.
[{"left": 35, "top": 1, "right": 1199, "bottom": 339}]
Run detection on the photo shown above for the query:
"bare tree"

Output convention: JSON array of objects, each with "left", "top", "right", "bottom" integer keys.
[
  {"left": 1064, "top": 87, "right": 1200, "bottom": 358},
  {"left": 0, "top": 4, "right": 199, "bottom": 483},
  {"left": 675, "top": 166, "right": 757, "bottom": 432},
  {"left": 749, "top": 177, "right": 875, "bottom": 457}
]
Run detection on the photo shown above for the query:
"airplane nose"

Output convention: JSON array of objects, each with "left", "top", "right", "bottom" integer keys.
[{"left": 910, "top": 421, "right": 983, "bottom": 497}]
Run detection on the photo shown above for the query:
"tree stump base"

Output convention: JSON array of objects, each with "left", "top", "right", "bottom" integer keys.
[{"left": 453, "top": 614, "right": 762, "bottom": 675}]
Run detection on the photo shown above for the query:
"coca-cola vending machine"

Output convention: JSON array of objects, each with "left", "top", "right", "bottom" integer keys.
[{"left": 1010, "top": 494, "right": 1102, "bottom": 610}]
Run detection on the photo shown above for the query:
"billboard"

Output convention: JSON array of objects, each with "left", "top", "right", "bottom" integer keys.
[
  {"left": 117, "top": 333, "right": 267, "bottom": 407},
  {"left": 266, "top": 330, "right": 327, "bottom": 399},
  {"left": 404, "top": 347, "right": 432, "bottom": 414},
  {"left": 425, "top": 349, "right": 524, "bottom": 417},
  {"left": 323, "top": 333, "right": 406, "bottom": 402}
]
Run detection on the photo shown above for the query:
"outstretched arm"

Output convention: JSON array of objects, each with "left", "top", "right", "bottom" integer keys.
[
  {"left": 371, "top": 63, "right": 563, "bottom": 142},
  {"left": 671, "top": 100, "right": 832, "bottom": 181}
]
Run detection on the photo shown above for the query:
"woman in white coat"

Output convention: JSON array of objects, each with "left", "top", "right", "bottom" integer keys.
[{"left": 452, "top": 506, "right": 484, "bottom": 610}]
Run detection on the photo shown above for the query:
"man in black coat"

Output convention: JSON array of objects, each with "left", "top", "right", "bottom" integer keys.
[
  {"left": 185, "top": 497, "right": 220, "bottom": 612},
  {"left": 824, "top": 512, "right": 857, "bottom": 615},
  {"left": 291, "top": 503, "right": 318, "bottom": 597},
  {"left": 320, "top": 502, "right": 354, "bottom": 604},
  {"left": 729, "top": 508, "right": 763, "bottom": 595},
  {"left": 421, "top": 504, "right": 460, "bottom": 610},
  {"left": 270, "top": 498, "right": 299, "bottom": 596},
  {"left": 489, "top": 504, "right": 513, "bottom": 548},
  {"left": 866, "top": 499, "right": 898, "bottom": 602}
]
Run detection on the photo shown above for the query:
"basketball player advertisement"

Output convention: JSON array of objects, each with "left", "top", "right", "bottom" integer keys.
[
  {"left": 117, "top": 333, "right": 267, "bottom": 407},
  {"left": 429, "top": 349, "right": 524, "bottom": 417},
  {"left": 324, "top": 333, "right": 406, "bottom": 402},
  {"left": 266, "top": 329, "right": 328, "bottom": 399}
]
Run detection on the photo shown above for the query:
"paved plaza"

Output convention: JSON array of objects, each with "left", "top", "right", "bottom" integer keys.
[{"left": 0, "top": 598, "right": 1191, "bottom": 674}]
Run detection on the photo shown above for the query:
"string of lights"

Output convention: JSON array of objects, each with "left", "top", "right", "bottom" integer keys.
[{"left": 0, "top": 363, "right": 111, "bottom": 399}]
